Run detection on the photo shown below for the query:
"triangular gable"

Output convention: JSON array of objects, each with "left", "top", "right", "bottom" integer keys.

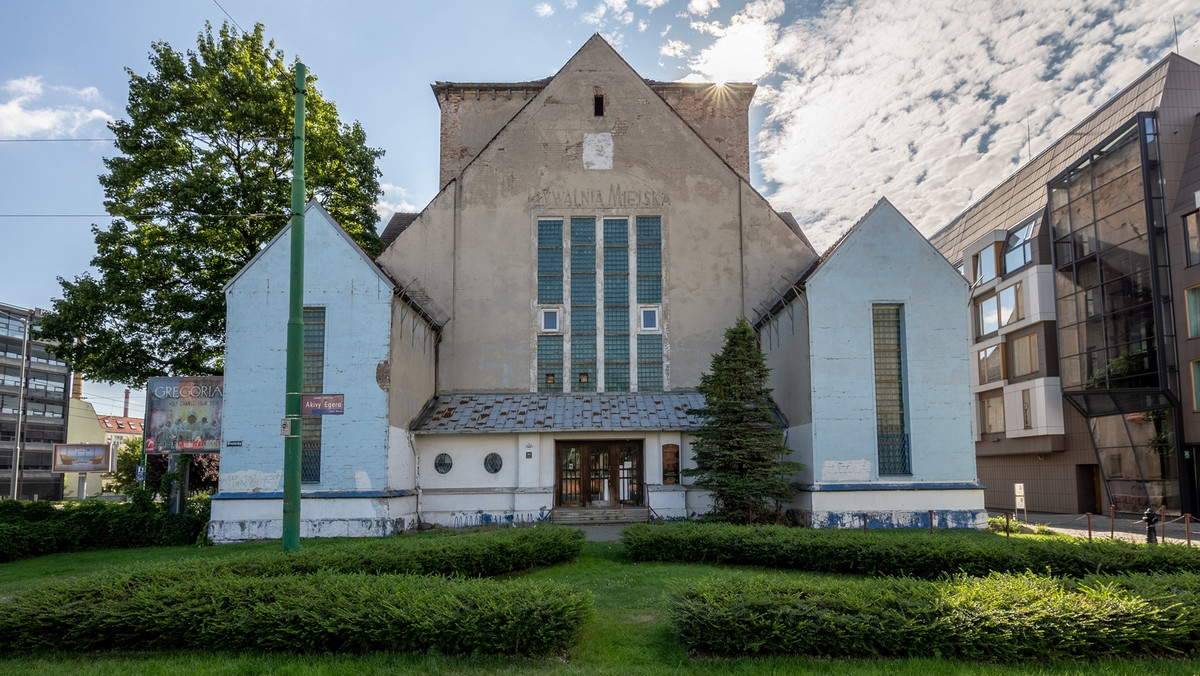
[
  {"left": 807, "top": 197, "right": 963, "bottom": 288},
  {"left": 419, "top": 34, "right": 807, "bottom": 247},
  {"left": 224, "top": 200, "right": 396, "bottom": 294}
]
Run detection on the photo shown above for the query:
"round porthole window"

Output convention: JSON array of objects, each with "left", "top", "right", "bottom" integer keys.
[
  {"left": 434, "top": 453, "right": 453, "bottom": 474},
  {"left": 484, "top": 452, "right": 503, "bottom": 474}
]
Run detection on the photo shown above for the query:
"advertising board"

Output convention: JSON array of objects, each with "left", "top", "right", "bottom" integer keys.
[{"left": 143, "top": 376, "right": 223, "bottom": 454}]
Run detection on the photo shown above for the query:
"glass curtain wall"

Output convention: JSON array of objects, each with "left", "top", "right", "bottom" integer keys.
[{"left": 1049, "top": 113, "right": 1184, "bottom": 513}]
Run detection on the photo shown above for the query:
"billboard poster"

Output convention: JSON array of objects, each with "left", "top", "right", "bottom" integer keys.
[
  {"left": 53, "top": 444, "right": 112, "bottom": 473},
  {"left": 143, "top": 376, "right": 223, "bottom": 454}
]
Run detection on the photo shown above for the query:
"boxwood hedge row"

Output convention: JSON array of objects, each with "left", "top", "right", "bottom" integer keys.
[
  {"left": 0, "top": 500, "right": 207, "bottom": 563},
  {"left": 623, "top": 521, "right": 1200, "bottom": 577},
  {"left": 0, "top": 568, "right": 592, "bottom": 656},
  {"left": 110, "top": 525, "right": 586, "bottom": 581},
  {"left": 669, "top": 571, "right": 1193, "bottom": 660}
]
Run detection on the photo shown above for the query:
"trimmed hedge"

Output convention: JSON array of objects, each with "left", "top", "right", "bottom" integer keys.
[
  {"left": 114, "top": 525, "right": 586, "bottom": 580},
  {"left": 0, "top": 500, "right": 208, "bottom": 562},
  {"left": 0, "top": 568, "right": 592, "bottom": 656},
  {"left": 622, "top": 521, "right": 1200, "bottom": 577},
  {"left": 669, "top": 571, "right": 1190, "bottom": 660}
]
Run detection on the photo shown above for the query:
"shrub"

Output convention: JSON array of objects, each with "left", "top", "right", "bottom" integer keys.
[
  {"left": 0, "top": 500, "right": 207, "bottom": 563},
  {"left": 668, "top": 571, "right": 1188, "bottom": 660},
  {"left": 622, "top": 521, "right": 1200, "bottom": 578},
  {"left": 123, "top": 525, "right": 586, "bottom": 580},
  {"left": 0, "top": 568, "right": 592, "bottom": 656}
]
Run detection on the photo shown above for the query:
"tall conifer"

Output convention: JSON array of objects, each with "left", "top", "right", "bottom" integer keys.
[{"left": 684, "top": 319, "right": 802, "bottom": 523}]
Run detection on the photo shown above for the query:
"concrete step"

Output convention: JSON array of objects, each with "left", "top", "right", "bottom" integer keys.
[{"left": 552, "top": 507, "right": 649, "bottom": 525}]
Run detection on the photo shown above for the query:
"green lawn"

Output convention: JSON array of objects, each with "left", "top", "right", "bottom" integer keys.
[{"left": 1, "top": 535, "right": 1198, "bottom": 675}]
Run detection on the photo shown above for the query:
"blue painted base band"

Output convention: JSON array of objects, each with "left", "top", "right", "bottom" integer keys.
[
  {"left": 801, "top": 482, "right": 984, "bottom": 492},
  {"left": 808, "top": 508, "right": 987, "bottom": 530},
  {"left": 211, "top": 489, "right": 412, "bottom": 500}
]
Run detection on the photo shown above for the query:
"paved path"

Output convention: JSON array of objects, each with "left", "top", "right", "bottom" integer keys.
[
  {"left": 576, "top": 513, "right": 1200, "bottom": 545},
  {"left": 992, "top": 510, "right": 1199, "bottom": 546}
]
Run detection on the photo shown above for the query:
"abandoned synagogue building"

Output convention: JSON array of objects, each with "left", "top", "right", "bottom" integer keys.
[
  {"left": 208, "top": 35, "right": 985, "bottom": 542},
  {"left": 932, "top": 53, "right": 1200, "bottom": 518}
]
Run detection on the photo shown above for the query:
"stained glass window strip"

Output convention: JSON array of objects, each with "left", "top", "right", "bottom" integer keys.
[
  {"left": 604, "top": 218, "right": 630, "bottom": 391},
  {"left": 302, "top": 307, "right": 324, "bottom": 483},
  {"left": 538, "top": 335, "right": 564, "bottom": 393},
  {"left": 637, "top": 334, "right": 663, "bottom": 391},
  {"left": 636, "top": 216, "right": 662, "bottom": 303},
  {"left": 537, "top": 219, "right": 563, "bottom": 303},
  {"left": 873, "top": 304, "right": 909, "bottom": 474},
  {"left": 571, "top": 218, "right": 597, "bottom": 391}
]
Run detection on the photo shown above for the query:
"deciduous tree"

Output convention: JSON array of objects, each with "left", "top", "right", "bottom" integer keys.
[
  {"left": 684, "top": 319, "right": 802, "bottom": 523},
  {"left": 38, "top": 22, "right": 383, "bottom": 383}
]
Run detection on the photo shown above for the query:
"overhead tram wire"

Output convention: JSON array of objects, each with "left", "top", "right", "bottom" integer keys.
[{"left": 0, "top": 213, "right": 288, "bottom": 219}]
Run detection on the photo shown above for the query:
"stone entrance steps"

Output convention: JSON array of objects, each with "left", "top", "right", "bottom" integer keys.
[{"left": 552, "top": 506, "right": 649, "bottom": 525}]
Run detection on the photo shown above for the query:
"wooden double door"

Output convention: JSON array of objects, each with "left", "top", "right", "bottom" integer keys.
[{"left": 557, "top": 441, "right": 643, "bottom": 507}]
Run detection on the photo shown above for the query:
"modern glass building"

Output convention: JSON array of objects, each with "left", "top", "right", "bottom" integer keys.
[
  {"left": 932, "top": 54, "right": 1200, "bottom": 516},
  {"left": 0, "top": 301, "right": 69, "bottom": 501}
]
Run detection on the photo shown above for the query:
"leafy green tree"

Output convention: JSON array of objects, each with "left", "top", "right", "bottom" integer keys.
[
  {"left": 684, "top": 319, "right": 802, "bottom": 524},
  {"left": 38, "top": 22, "right": 384, "bottom": 383},
  {"left": 104, "top": 436, "right": 219, "bottom": 497},
  {"left": 104, "top": 436, "right": 143, "bottom": 496}
]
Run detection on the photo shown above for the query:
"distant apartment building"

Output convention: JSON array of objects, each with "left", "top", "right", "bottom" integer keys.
[
  {"left": 931, "top": 54, "right": 1200, "bottom": 516},
  {"left": 0, "top": 302, "right": 69, "bottom": 500}
]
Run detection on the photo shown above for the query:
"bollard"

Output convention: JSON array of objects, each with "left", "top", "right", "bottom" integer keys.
[
  {"left": 929, "top": 509, "right": 934, "bottom": 535},
  {"left": 1188, "top": 513, "right": 1193, "bottom": 547},
  {"left": 1086, "top": 512, "right": 1092, "bottom": 540},
  {"left": 1005, "top": 511, "right": 1011, "bottom": 539},
  {"left": 1111, "top": 504, "right": 1116, "bottom": 540},
  {"left": 862, "top": 513, "right": 868, "bottom": 532},
  {"left": 1161, "top": 505, "right": 1167, "bottom": 543},
  {"left": 1142, "top": 508, "right": 1159, "bottom": 545}
]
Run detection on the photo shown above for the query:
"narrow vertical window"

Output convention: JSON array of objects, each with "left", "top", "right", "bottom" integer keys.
[
  {"left": 594, "top": 94, "right": 605, "bottom": 117},
  {"left": 1187, "top": 285, "right": 1200, "bottom": 338},
  {"left": 1192, "top": 361, "right": 1200, "bottom": 412},
  {"left": 571, "top": 217, "right": 597, "bottom": 391},
  {"left": 1022, "top": 389, "right": 1033, "bottom": 429},
  {"left": 301, "top": 307, "right": 325, "bottom": 483},
  {"left": 873, "top": 304, "right": 909, "bottom": 474},
  {"left": 538, "top": 219, "right": 565, "bottom": 393},
  {"left": 1185, "top": 211, "right": 1200, "bottom": 267},
  {"left": 636, "top": 216, "right": 663, "bottom": 390},
  {"left": 604, "top": 218, "right": 630, "bottom": 391}
]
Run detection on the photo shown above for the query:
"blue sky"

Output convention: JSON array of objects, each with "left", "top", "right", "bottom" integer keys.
[{"left": 2, "top": 0, "right": 1199, "bottom": 415}]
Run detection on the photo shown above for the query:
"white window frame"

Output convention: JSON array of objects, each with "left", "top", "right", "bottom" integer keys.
[
  {"left": 538, "top": 306, "right": 563, "bottom": 334},
  {"left": 638, "top": 305, "right": 662, "bottom": 333}
]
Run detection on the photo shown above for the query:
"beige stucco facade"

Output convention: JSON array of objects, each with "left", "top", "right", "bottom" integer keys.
[{"left": 378, "top": 35, "right": 816, "bottom": 396}]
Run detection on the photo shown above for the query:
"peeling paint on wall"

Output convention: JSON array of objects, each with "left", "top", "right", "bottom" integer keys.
[
  {"left": 821, "top": 459, "right": 871, "bottom": 482},
  {"left": 583, "top": 132, "right": 613, "bottom": 170},
  {"left": 222, "top": 469, "right": 283, "bottom": 492}
]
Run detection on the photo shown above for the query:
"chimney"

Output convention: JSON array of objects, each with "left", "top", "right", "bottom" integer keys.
[
  {"left": 124, "top": 388, "right": 130, "bottom": 417},
  {"left": 72, "top": 372, "right": 84, "bottom": 399}
]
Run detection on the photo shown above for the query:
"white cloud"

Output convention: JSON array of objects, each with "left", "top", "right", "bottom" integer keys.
[
  {"left": 535, "top": 3, "right": 554, "bottom": 17},
  {"left": 0, "top": 75, "right": 112, "bottom": 139},
  {"left": 374, "top": 183, "right": 418, "bottom": 222},
  {"left": 684, "top": 0, "right": 784, "bottom": 82},
  {"left": 687, "top": 0, "right": 719, "bottom": 18},
  {"left": 636, "top": 0, "right": 670, "bottom": 8},
  {"left": 638, "top": 19, "right": 648, "bottom": 32},
  {"left": 582, "top": 2, "right": 607, "bottom": 25},
  {"left": 660, "top": 39, "right": 691, "bottom": 58},
  {"left": 752, "top": 0, "right": 1200, "bottom": 252},
  {"left": 563, "top": 0, "right": 578, "bottom": 8}
]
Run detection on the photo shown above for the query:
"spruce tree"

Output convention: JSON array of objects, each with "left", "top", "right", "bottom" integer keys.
[{"left": 684, "top": 319, "right": 802, "bottom": 523}]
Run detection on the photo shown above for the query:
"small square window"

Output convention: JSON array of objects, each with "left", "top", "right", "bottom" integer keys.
[
  {"left": 639, "top": 306, "right": 660, "bottom": 331},
  {"left": 540, "top": 307, "right": 562, "bottom": 333}
]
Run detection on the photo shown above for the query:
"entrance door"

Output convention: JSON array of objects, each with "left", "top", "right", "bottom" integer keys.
[{"left": 557, "top": 441, "right": 642, "bottom": 507}]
